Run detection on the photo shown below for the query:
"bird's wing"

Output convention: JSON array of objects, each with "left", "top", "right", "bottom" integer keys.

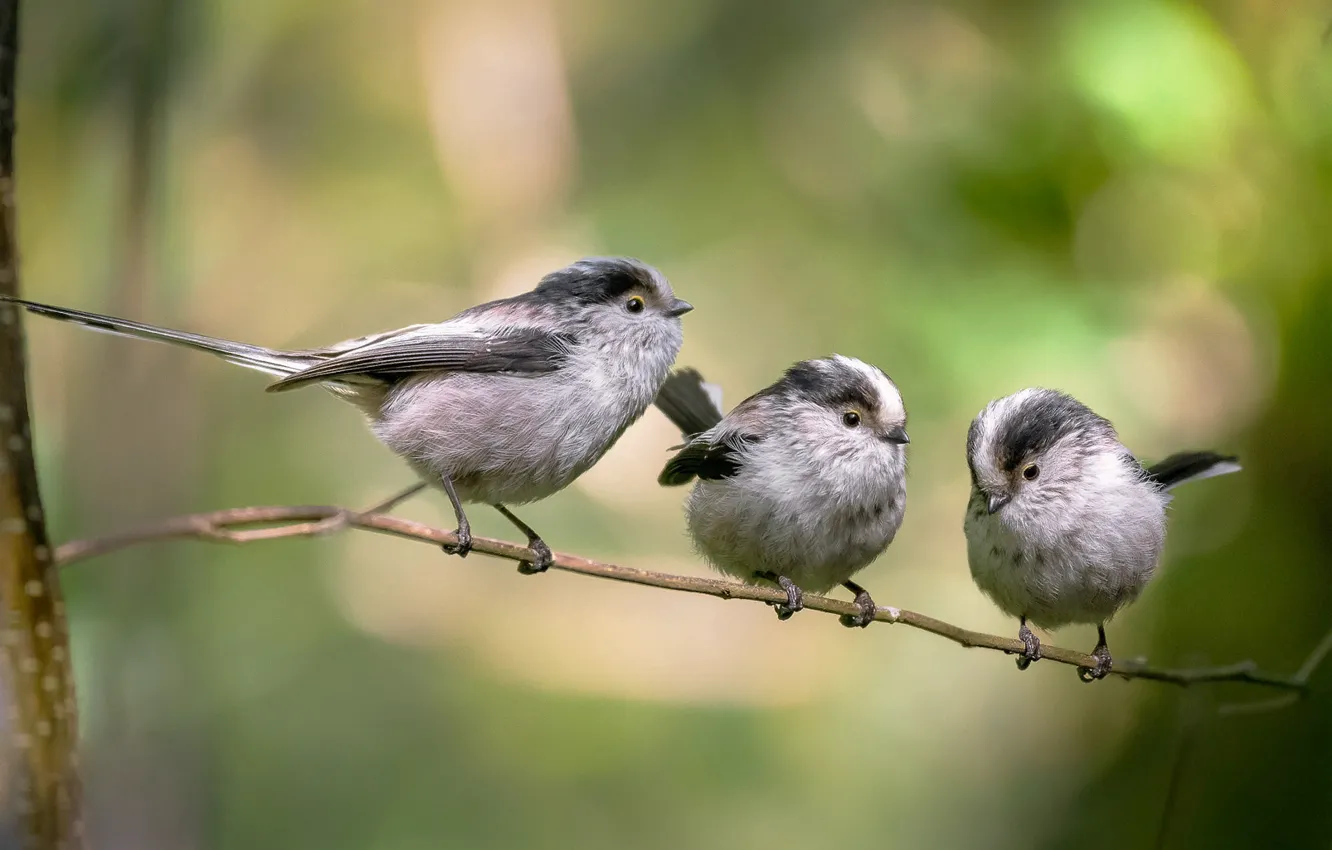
[
  {"left": 283, "top": 324, "right": 438, "bottom": 358},
  {"left": 657, "top": 382, "right": 780, "bottom": 486},
  {"left": 265, "top": 325, "right": 576, "bottom": 393},
  {"left": 658, "top": 430, "right": 761, "bottom": 486}
]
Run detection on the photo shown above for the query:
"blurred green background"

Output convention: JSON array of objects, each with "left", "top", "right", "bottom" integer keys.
[{"left": 15, "top": 0, "right": 1332, "bottom": 846}]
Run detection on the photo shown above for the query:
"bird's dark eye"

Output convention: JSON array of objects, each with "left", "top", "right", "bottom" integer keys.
[
  {"left": 626, "top": 296, "right": 646, "bottom": 314},
  {"left": 842, "top": 411, "right": 861, "bottom": 428},
  {"left": 1022, "top": 464, "right": 1040, "bottom": 481}
]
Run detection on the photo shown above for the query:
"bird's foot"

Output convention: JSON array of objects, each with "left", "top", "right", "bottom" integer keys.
[
  {"left": 772, "top": 594, "right": 804, "bottom": 620},
  {"left": 839, "top": 583, "right": 877, "bottom": 629},
  {"left": 515, "top": 538, "right": 553, "bottom": 575},
  {"left": 1078, "top": 643, "right": 1113, "bottom": 683},
  {"left": 441, "top": 526, "right": 473, "bottom": 558},
  {"left": 1014, "top": 620, "right": 1042, "bottom": 671},
  {"left": 758, "top": 572, "right": 804, "bottom": 620}
]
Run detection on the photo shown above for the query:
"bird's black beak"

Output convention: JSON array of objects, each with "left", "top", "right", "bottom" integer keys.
[
  {"left": 882, "top": 425, "right": 910, "bottom": 445},
  {"left": 668, "top": 298, "right": 694, "bottom": 317},
  {"left": 986, "top": 493, "right": 1011, "bottom": 515}
]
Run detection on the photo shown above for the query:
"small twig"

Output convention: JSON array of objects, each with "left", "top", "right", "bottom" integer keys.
[
  {"left": 1294, "top": 624, "right": 1332, "bottom": 682},
  {"left": 53, "top": 504, "right": 1329, "bottom": 693},
  {"left": 300, "top": 481, "right": 428, "bottom": 536},
  {"left": 1107, "top": 658, "right": 1307, "bottom": 690},
  {"left": 1214, "top": 626, "right": 1332, "bottom": 716}
]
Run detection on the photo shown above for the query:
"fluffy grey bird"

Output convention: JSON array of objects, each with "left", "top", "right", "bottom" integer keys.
[
  {"left": 963, "top": 388, "right": 1241, "bottom": 680},
  {"left": 2, "top": 257, "right": 692, "bottom": 572},
  {"left": 654, "top": 357, "right": 909, "bottom": 627}
]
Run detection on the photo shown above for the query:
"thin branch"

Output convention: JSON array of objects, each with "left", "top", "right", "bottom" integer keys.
[
  {"left": 54, "top": 504, "right": 1329, "bottom": 695},
  {"left": 1214, "top": 626, "right": 1332, "bottom": 716}
]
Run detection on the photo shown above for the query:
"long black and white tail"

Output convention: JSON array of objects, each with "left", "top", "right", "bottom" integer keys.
[
  {"left": 1145, "top": 451, "right": 1242, "bottom": 491},
  {"left": 0, "top": 296, "right": 313, "bottom": 378},
  {"left": 654, "top": 368, "right": 725, "bottom": 437}
]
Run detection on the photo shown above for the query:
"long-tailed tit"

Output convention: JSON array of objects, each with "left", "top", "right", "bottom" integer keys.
[
  {"left": 963, "top": 388, "right": 1240, "bottom": 680},
  {"left": 654, "top": 357, "right": 909, "bottom": 627},
  {"left": 3, "top": 257, "right": 693, "bottom": 573}
]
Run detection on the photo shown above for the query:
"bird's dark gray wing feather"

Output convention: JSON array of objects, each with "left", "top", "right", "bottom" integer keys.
[
  {"left": 266, "top": 327, "right": 575, "bottom": 392},
  {"left": 658, "top": 433, "right": 760, "bottom": 486}
]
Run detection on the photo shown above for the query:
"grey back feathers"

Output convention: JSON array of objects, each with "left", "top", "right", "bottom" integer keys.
[{"left": 266, "top": 327, "right": 576, "bottom": 392}]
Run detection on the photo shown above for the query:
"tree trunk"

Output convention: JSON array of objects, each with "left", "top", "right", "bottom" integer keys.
[{"left": 0, "top": 0, "right": 83, "bottom": 845}]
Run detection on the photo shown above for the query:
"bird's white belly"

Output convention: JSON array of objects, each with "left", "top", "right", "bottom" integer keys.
[
  {"left": 373, "top": 370, "right": 639, "bottom": 506},
  {"left": 965, "top": 500, "right": 1163, "bottom": 629},
  {"left": 687, "top": 481, "right": 904, "bottom": 593}
]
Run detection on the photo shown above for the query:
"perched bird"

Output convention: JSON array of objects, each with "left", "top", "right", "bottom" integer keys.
[
  {"left": 2, "top": 257, "right": 692, "bottom": 572},
  {"left": 654, "top": 357, "right": 910, "bottom": 627},
  {"left": 963, "top": 388, "right": 1241, "bottom": 680}
]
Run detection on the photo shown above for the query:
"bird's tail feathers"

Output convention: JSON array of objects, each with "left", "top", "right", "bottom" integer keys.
[
  {"left": 1145, "top": 451, "right": 1242, "bottom": 491},
  {"left": 654, "top": 367, "right": 725, "bottom": 437},
  {"left": 1, "top": 296, "right": 311, "bottom": 378}
]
